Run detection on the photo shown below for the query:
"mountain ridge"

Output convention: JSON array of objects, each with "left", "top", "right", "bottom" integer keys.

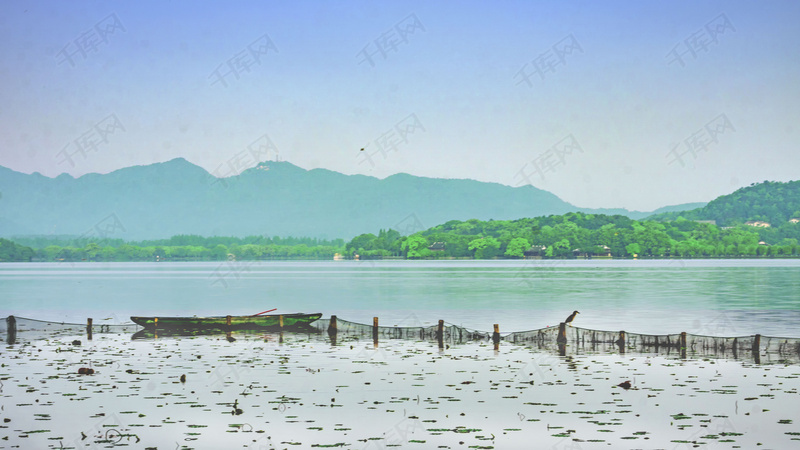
[{"left": 0, "top": 158, "right": 707, "bottom": 240}]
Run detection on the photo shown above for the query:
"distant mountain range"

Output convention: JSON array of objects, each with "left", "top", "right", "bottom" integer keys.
[{"left": 0, "top": 158, "right": 706, "bottom": 240}]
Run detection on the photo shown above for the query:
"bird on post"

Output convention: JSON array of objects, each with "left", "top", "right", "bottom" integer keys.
[{"left": 564, "top": 310, "right": 579, "bottom": 326}]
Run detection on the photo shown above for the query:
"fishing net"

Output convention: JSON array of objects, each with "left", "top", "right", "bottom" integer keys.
[
  {"left": 309, "top": 317, "right": 491, "bottom": 344},
  {"left": 4, "top": 315, "right": 799, "bottom": 364},
  {"left": 505, "top": 325, "right": 800, "bottom": 364},
  {"left": 2, "top": 316, "right": 139, "bottom": 344}
]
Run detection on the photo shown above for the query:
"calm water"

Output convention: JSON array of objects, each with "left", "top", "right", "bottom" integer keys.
[
  {"left": 1, "top": 259, "right": 799, "bottom": 337},
  {"left": 3, "top": 330, "right": 799, "bottom": 449}
]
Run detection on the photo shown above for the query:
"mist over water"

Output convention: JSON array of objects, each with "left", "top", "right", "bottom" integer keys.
[{"left": 2, "top": 259, "right": 799, "bottom": 337}]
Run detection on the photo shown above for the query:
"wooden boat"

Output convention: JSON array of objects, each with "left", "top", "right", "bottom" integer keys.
[
  {"left": 130, "top": 313, "right": 322, "bottom": 330},
  {"left": 131, "top": 324, "right": 321, "bottom": 340}
]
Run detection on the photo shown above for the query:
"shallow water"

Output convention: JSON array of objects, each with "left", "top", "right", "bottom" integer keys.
[
  {"left": 1, "top": 329, "right": 799, "bottom": 449},
  {"left": 1, "top": 260, "right": 799, "bottom": 337}
]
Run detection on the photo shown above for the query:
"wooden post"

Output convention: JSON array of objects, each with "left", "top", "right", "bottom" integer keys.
[
  {"left": 616, "top": 331, "right": 626, "bottom": 354},
  {"left": 328, "top": 315, "right": 338, "bottom": 334},
  {"left": 752, "top": 334, "right": 761, "bottom": 364},
  {"left": 279, "top": 315, "right": 284, "bottom": 329},
  {"left": 680, "top": 332, "right": 687, "bottom": 359},
  {"left": 373, "top": 317, "right": 379, "bottom": 347},
  {"left": 556, "top": 323, "right": 567, "bottom": 344},
  {"left": 6, "top": 315, "right": 16, "bottom": 345},
  {"left": 226, "top": 315, "right": 232, "bottom": 332},
  {"left": 437, "top": 320, "right": 444, "bottom": 349},
  {"left": 732, "top": 337, "right": 738, "bottom": 359},
  {"left": 87, "top": 318, "right": 93, "bottom": 340},
  {"left": 327, "top": 315, "right": 338, "bottom": 346},
  {"left": 492, "top": 324, "right": 500, "bottom": 351}
]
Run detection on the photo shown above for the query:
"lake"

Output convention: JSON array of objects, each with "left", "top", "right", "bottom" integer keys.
[
  {"left": 1, "top": 259, "right": 799, "bottom": 337},
  {"left": 2, "top": 259, "right": 800, "bottom": 449}
]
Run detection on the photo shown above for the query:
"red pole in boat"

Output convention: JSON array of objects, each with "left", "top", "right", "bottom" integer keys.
[{"left": 251, "top": 308, "right": 277, "bottom": 317}]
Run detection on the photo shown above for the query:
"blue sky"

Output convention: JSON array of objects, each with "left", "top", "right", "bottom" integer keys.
[{"left": 1, "top": 0, "right": 799, "bottom": 211}]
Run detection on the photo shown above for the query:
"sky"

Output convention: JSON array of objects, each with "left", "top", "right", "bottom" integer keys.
[{"left": 1, "top": 0, "right": 799, "bottom": 211}]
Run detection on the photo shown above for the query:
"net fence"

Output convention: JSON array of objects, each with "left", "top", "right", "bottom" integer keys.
[
  {"left": 308, "top": 317, "right": 492, "bottom": 344},
  {"left": 4, "top": 315, "right": 799, "bottom": 364},
  {"left": 311, "top": 317, "right": 800, "bottom": 363},
  {"left": 505, "top": 325, "right": 800, "bottom": 364},
  {"left": 2, "top": 316, "right": 139, "bottom": 344}
]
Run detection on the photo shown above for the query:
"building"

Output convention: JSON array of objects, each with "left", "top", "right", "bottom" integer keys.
[
  {"left": 523, "top": 245, "right": 547, "bottom": 259},
  {"left": 573, "top": 245, "right": 612, "bottom": 259},
  {"left": 428, "top": 242, "right": 446, "bottom": 252},
  {"left": 744, "top": 221, "right": 771, "bottom": 228}
]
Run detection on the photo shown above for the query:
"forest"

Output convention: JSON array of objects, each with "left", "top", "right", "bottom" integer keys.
[
  {"left": 0, "top": 235, "right": 344, "bottom": 262},
  {"left": 346, "top": 213, "right": 800, "bottom": 259},
  {"left": 2, "top": 214, "right": 799, "bottom": 263}
]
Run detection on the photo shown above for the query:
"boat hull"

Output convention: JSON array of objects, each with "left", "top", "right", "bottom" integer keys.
[{"left": 130, "top": 313, "right": 322, "bottom": 330}]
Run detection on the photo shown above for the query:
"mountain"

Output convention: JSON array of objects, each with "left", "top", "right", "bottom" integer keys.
[
  {"left": 0, "top": 159, "right": 705, "bottom": 240},
  {"left": 647, "top": 180, "right": 800, "bottom": 226}
]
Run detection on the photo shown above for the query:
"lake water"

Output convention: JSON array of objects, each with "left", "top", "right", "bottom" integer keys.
[
  {"left": 1, "top": 259, "right": 799, "bottom": 337},
  {"left": 2, "top": 260, "right": 800, "bottom": 449}
]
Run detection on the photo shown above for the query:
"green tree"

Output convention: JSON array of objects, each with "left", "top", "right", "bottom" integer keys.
[
  {"left": 504, "top": 237, "right": 530, "bottom": 258},
  {"left": 551, "top": 239, "right": 571, "bottom": 257},
  {"left": 468, "top": 236, "right": 501, "bottom": 259},
  {"left": 625, "top": 243, "right": 641, "bottom": 257},
  {"left": 402, "top": 235, "right": 431, "bottom": 259}
]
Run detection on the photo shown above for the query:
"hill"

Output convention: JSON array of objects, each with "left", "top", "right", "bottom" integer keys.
[
  {"left": 647, "top": 180, "right": 800, "bottom": 226},
  {"left": 0, "top": 158, "right": 703, "bottom": 240}
]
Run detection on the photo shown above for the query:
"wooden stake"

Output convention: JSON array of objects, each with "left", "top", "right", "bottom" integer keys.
[
  {"left": 328, "top": 315, "right": 338, "bottom": 333},
  {"left": 437, "top": 320, "right": 444, "bottom": 349},
  {"left": 752, "top": 334, "right": 761, "bottom": 364},
  {"left": 492, "top": 324, "right": 500, "bottom": 351},
  {"left": 373, "top": 317, "right": 379, "bottom": 346},
  {"left": 87, "top": 318, "right": 93, "bottom": 340},
  {"left": 680, "top": 332, "right": 687, "bottom": 359},
  {"left": 6, "top": 315, "right": 16, "bottom": 345},
  {"left": 279, "top": 315, "right": 284, "bottom": 329},
  {"left": 616, "top": 331, "right": 625, "bottom": 354},
  {"left": 557, "top": 323, "right": 567, "bottom": 344}
]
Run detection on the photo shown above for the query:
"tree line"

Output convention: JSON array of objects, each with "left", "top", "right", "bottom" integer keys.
[
  {"left": 2, "top": 212, "right": 800, "bottom": 262},
  {"left": 346, "top": 213, "right": 800, "bottom": 259},
  {"left": 0, "top": 235, "right": 344, "bottom": 262}
]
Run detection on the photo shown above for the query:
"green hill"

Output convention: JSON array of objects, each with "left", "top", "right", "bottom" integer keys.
[{"left": 648, "top": 180, "right": 800, "bottom": 226}]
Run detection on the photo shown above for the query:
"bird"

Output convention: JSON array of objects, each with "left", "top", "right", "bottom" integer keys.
[
  {"left": 617, "top": 380, "right": 632, "bottom": 390},
  {"left": 564, "top": 310, "right": 579, "bottom": 326}
]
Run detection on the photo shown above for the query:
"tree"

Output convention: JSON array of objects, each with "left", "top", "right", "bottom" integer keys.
[
  {"left": 211, "top": 244, "right": 229, "bottom": 260},
  {"left": 84, "top": 242, "right": 101, "bottom": 261},
  {"left": 402, "top": 235, "right": 431, "bottom": 259},
  {"left": 504, "top": 237, "right": 530, "bottom": 258},
  {"left": 468, "top": 236, "right": 500, "bottom": 259},
  {"left": 0, "top": 239, "right": 34, "bottom": 262},
  {"left": 551, "top": 239, "right": 571, "bottom": 257},
  {"left": 625, "top": 243, "right": 641, "bottom": 257}
]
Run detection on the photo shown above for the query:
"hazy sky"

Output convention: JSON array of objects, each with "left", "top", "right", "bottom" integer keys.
[{"left": 1, "top": 0, "right": 799, "bottom": 211}]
